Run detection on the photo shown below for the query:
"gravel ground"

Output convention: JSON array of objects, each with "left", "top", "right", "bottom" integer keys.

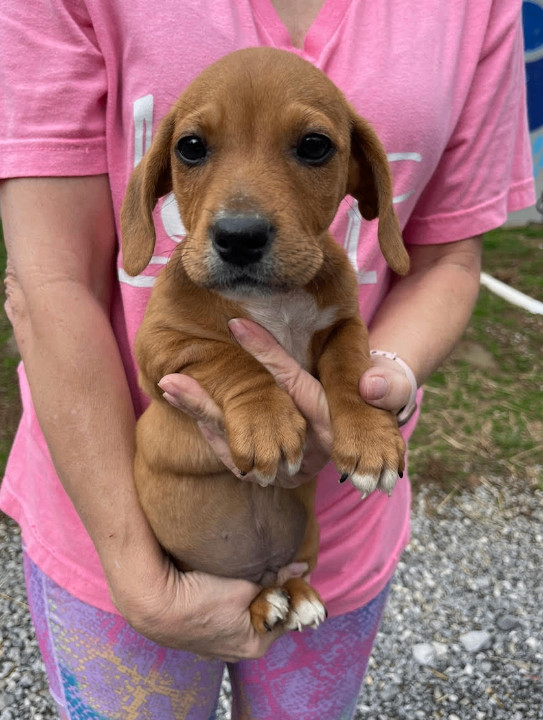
[{"left": 1, "top": 477, "right": 541, "bottom": 720}]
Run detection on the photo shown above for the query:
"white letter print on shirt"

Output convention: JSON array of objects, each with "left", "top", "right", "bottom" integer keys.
[{"left": 344, "top": 152, "right": 422, "bottom": 284}]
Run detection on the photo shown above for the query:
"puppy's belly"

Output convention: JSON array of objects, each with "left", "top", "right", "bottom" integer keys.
[
  {"left": 134, "top": 406, "right": 308, "bottom": 584},
  {"left": 137, "top": 465, "right": 308, "bottom": 584}
]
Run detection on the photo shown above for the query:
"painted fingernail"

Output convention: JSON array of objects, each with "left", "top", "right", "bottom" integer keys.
[{"left": 339, "top": 473, "right": 349, "bottom": 483}]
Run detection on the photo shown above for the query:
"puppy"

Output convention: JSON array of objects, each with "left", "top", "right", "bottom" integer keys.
[{"left": 121, "top": 47, "right": 409, "bottom": 633}]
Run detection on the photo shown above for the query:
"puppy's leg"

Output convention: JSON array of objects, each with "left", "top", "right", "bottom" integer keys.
[
  {"left": 250, "top": 481, "right": 326, "bottom": 633},
  {"left": 317, "top": 317, "right": 406, "bottom": 498}
]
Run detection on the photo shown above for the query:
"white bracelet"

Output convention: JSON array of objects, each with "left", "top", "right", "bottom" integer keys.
[{"left": 369, "top": 350, "right": 418, "bottom": 426}]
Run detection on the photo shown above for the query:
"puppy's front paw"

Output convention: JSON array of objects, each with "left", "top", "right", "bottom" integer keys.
[
  {"left": 225, "top": 389, "right": 306, "bottom": 484},
  {"left": 332, "top": 403, "right": 405, "bottom": 498}
]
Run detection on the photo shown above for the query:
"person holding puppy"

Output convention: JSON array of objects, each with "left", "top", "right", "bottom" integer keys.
[{"left": 0, "top": 1, "right": 534, "bottom": 718}]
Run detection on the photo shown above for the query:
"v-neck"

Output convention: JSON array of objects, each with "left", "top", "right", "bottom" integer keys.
[{"left": 249, "top": 0, "right": 353, "bottom": 61}]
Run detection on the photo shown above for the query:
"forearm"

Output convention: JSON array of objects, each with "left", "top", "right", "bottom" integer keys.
[
  {"left": 1, "top": 177, "right": 159, "bottom": 582},
  {"left": 11, "top": 287, "right": 159, "bottom": 569},
  {"left": 368, "top": 237, "right": 482, "bottom": 385}
]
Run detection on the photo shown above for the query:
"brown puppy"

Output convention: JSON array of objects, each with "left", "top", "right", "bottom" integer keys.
[{"left": 121, "top": 47, "right": 409, "bottom": 633}]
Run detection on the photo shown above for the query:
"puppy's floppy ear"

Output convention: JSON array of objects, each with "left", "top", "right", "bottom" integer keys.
[
  {"left": 120, "top": 111, "right": 176, "bottom": 277},
  {"left": 347, "top": 112, "right": 410, "bottom": 276}
]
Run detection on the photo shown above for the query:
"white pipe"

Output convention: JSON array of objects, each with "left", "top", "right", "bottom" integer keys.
[{"left": 480, "top": 272, "right": 543, "bottom": 315}]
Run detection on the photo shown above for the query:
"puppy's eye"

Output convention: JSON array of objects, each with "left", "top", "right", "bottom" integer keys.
[
  {"left": 296, "top": 133, "right": 334, "bottom": 165},
  {"left": 175, "top": 136, "right": 208, "bottom": 165}
]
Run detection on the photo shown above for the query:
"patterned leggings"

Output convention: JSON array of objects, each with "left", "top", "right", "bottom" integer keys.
[{"left": 23, "top": 552, "right": 390, "bottom": 720}]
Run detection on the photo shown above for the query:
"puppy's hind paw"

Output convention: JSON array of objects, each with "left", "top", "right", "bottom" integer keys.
[
  {"left": 285, "top": 595, "right": 327, "bottom": 631},
  {"left": 282, "top": 577, "right": 327, "bottom": 631},
  {"left": 250, "top": 587, "right": 290, "bottom": 634}
]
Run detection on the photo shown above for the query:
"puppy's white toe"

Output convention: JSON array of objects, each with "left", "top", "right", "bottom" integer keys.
[
  {"left": 285, "top": 597, "right": 327, "bottom": 631},
  {"left": 286, "top": 453, "right": 303, "bottom": 476},
  {"left": 263, "top": 588, "right": 290, "bottom": 629},
  {"left": 349, "top": 472, "right": 379, "bottom": 497},
  {"left": 253, "top": 470, "right": 275, "bottom": 487},
  {"left": 378, "top": 468, "right": 399, "bottom": 494}
]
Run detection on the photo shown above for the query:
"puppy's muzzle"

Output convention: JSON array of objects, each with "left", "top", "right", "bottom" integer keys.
[{"left": 212, "top": 215, "right": 275, "bottom": 267}]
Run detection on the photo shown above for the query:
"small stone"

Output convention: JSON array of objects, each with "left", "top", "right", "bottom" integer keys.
[
  {"left": 496, "top": 614, "right": 521, "bottom": 631},
  {"left": 432, "top": 641, "right": 448, "bottom": 659},
  {"left": 412, "top": 643, "right": 436, "bottom": 665},
  {"left": 460, "top": 630, "right": 492, "bottom": 653},
  {"left": 381, "top": 683, "right": 401, "bottom": 701}
]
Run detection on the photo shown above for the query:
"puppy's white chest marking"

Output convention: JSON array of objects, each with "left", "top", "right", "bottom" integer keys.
[{"left": 235, "top": 291, "right": 338, "bottom": 370}]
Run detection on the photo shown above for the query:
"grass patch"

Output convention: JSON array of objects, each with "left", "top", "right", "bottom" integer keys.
[
  {"left": 480, "top": 223, "right": 543, "bottom": 301},
  {"left": 410, "top": 225, "right": 543, "bottom": 497}
]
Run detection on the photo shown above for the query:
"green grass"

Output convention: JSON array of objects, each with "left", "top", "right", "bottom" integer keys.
[
  {"left": 409, "top": 225, "right": 543, "bottom": 497},
  {"left": 480, "top": 224, "right": 543, "bottom": 301}
]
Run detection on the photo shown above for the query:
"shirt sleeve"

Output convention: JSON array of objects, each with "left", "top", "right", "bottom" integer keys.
[
  {"left": 0, "top": 0, "right": 108, "bottom": 179},
  {"left": 403, "top": 1, "right": 536, "bottom": 245}
]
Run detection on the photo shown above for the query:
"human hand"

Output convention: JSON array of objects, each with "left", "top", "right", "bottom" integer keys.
[
  {"left": 106, "top": 540, "right": 282, "bottom": 662},
  {"left": 159, "top": 318, "right": 333, "bottom": 488}
]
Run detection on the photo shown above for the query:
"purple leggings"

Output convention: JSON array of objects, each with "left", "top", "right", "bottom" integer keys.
[{"left": 24, "top": 551, "right": 390, "bottom": 720}]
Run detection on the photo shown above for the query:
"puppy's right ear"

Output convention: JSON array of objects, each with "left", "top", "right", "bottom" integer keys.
[{"left": 120, "top": 111, "right": 176, "bottom": 277}]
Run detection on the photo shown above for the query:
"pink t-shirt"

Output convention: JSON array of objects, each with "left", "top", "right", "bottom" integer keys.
[{"left": 0, "top": 0, "right": 534, "bottom": 617}]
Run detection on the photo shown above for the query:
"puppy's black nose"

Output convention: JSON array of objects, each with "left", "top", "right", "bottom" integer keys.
[{"left": 212, "top": 215, "right": 274, "bottom": 266}]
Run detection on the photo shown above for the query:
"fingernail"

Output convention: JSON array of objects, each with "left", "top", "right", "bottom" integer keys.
[
  {"left": 162, "top": 391, "right": 185, "bottom": 409},
  {"left": 228, "top": 318, "right": 249, "bottom": 341},
  {"left": 365, "top": 375, "right": 388, "bottom": 401},
  {"left": 158, "top": 378, "right": 176, "bottom": 394}
]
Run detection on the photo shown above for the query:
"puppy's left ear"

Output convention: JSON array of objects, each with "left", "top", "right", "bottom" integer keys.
[
  {"left": 120, "top": 111, "right": 176, "bottom": 277},
  {"left": 347, "top": 113, "right": 410, "bottom": 276}
]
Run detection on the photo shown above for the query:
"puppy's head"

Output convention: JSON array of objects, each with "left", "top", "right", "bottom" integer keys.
[{"left": 121, "top": 48, "right": 409, "bottom": 291}]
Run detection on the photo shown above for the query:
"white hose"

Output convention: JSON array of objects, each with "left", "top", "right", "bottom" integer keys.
[{"left": 480, "top": 272, "right": 543, "bottom": 315}]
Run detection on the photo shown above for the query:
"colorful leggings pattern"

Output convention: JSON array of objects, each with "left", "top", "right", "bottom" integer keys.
[{"left": 23, "top": 552, "right": 390, "bottom": 720}]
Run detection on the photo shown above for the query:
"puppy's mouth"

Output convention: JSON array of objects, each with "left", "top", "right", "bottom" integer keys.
[{"left": 204, "top": 265, "right": 291, "bottom": 296}]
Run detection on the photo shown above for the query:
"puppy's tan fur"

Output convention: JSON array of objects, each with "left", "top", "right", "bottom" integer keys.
[{"left": 121, "top": 48, "right": 408, "bottom": 633}]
